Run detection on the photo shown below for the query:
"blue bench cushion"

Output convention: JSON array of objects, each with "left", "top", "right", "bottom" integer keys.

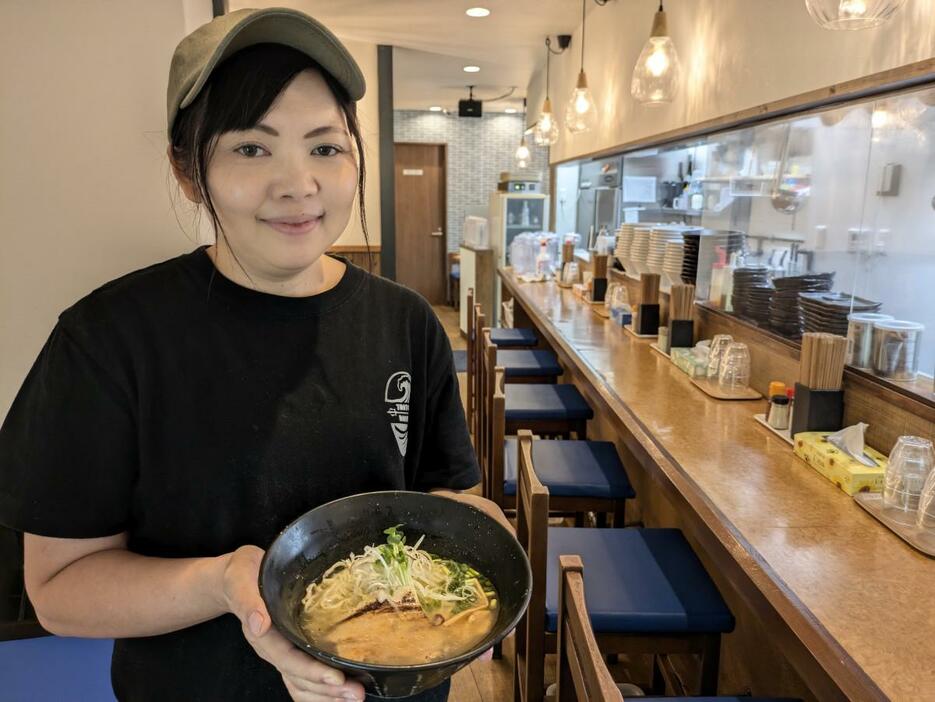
[
  {"left": 498, "top": 350, "right": 562, "bottom": 378},
  {"left": 503, "top": 438, "right": 635, "bottom": 499},
  {"left": 505, "top": 384, "right": 593, "bottom": 421},
  {"left": 0, "top": 636, "right": 116, "bottom": 700},
  {"left": 545, "top": 527, "right": 734, "bottom": 635},
  {"left": 490, "top": 327, "right": 538, "bottom": 347}
]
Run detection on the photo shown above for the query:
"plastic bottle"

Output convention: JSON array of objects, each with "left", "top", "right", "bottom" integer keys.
[
  {"left": 521, "top": 201, "right": 530, "bottom": 226},
  {"left": 535, "top": 239, "right": 551, "bottom": 278}
]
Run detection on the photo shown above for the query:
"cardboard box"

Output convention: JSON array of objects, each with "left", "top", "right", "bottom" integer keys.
[{"left": 793, "top": 432, "right": 887, "bottom": 495}]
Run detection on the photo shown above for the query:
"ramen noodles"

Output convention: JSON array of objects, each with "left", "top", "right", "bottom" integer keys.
[{"left": 301, "top": 526, "right": 498, "bottom": 665}]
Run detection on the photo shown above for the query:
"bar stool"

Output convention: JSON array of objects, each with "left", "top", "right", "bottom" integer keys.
[
  {"left": 514, "top": 431, "right": 735, "bottom": 702},
  {"left": 0, "top": 635, "right": 116, "bottom": 701},
  {"left": 466, "top": 289, "right": 538, "bottom": 438},
  {"left": 555, "top": 556, "right": 798, "bottom": 702},
  {"left": 487, "top": 366, "right": 634, "bottom": 526}
]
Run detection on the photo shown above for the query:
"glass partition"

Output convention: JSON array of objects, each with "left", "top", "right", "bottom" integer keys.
[{"left": 607, "top": 83, "right": 935, "bottom": 395}]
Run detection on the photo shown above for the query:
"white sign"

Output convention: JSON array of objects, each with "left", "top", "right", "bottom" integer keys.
[{"left": 402, "top": 168, "right": 424, "bottom": 176}]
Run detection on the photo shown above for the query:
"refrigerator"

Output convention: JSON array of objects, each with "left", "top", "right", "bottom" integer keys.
[{"left": 488, "top": 191, "right": 550, "bottom": 326}]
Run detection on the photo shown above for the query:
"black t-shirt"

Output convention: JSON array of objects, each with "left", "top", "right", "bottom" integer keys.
[{"left": 0, "top": 248, "right": 479, "bottom": 700}]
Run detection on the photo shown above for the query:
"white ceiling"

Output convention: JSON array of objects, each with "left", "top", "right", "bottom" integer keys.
[{"left": 228, "top": 0, "right": 582, "bottom": 113}]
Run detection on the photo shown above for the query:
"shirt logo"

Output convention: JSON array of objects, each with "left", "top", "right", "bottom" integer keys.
[{"left": 385, "top": 371, "right": 412, "bottom": 457}]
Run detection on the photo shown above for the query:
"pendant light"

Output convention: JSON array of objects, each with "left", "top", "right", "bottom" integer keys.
[
  {"left": 565, "top": 0, "right": 598, "bottom": 133},
  {"left": 534, "top": 38, "right": 560, "bottom": 146},
  {"left": 804, "top": 0, "right": 906, "bottom": 30},
  {"left": 514, "top": 100, "right": 531, "bottom": 168},
  {"left": 630, "top": 1, "right": 681, "bottom": 106}
]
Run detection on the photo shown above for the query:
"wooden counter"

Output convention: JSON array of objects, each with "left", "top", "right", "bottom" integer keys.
[{"left": 499, "top": 269, "right": 934, "bottom": 702}]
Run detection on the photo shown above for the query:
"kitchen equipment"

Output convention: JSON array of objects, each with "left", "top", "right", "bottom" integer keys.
[
  {"left": 872, "top": 320, "right": 924, "bottom": 381},
  {"left": 260, "top": 491, "right": 531, "bottom": 698},
  {"left": 846, "top": 313, "right": 894, "bottom": 369},
  {"left": 883, "top": 436, "right": 935, "bottom": 525}
]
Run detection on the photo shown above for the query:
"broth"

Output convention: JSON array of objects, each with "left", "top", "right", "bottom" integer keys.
[{"left": 299, "top": 526, "right": 499, "bottom": 665}]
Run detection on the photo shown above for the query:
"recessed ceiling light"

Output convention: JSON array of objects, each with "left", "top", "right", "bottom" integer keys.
[
  {"left": 429, "top": 106, "right": 443, "bottom": 112},
  {"left": 505, "top": 108, "right": 517, "bottom": 114},
  {"left": 465, "top": 7, "right": 490, "bottom": 17},
  {"left": 463, "top": 65, "right": 481, "bottom": 73}
]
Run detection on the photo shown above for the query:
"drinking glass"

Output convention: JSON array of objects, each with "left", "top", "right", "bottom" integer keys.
[
  {"left": 718, "top": 342, "right": 751, "bottom": 391},
  {"left": 706, "top": 334, "right": 734, "bottom": 378},
  {"left": 883, "top": 435, "right": 935, "bottom": 525},
  {"left": 917, "top": 468, "right": 935, "bottom": 530}
]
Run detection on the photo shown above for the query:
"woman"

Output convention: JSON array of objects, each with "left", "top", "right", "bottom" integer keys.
[{"left": 0, "top": 8, "right": 497, "bottom": 702}]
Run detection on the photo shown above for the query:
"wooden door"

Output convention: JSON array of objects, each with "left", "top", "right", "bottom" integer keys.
[{"left": 394, "top": 143, "right": 446, "bottom": 303}]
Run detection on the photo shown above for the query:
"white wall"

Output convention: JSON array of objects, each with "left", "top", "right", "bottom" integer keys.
[
  {"left": 528, "top": 0, "right": 935, "bottom": 165},
  {"left": 0, "top": 1, "right": 381, "bottom": 420},
  {"left": 334, "top": 38, "right": 382, "bottom": 248}
]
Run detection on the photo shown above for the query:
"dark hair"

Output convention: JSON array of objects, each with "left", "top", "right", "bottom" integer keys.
[{"left": 169, "top": 43, "right": 369, "bottom": 264}]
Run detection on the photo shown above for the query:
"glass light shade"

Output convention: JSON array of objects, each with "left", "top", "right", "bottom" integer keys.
[
  {"left": 565, "top": 70, "right": 598, "bottom": 134},
  {"left": 534, "top": 98, "right": 560, "bottom": 146},
  {"left": 804, "top": 0, "right": 906, "bottom": 30},
  {"left": 630, "top": 11, "right": 681, "bottom": 105}
]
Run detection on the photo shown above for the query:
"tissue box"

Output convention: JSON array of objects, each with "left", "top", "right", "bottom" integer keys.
[
  {"left": 670, "top": 348, "right": 708, "bottom": 378},
  {"left": 793, "top": 432, "right": 887, "bottom": 495}
]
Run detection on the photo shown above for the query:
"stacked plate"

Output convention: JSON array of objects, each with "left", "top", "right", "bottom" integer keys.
[
  {"left": 647, "top": 226, "right": 692, "bottom": 277},
  {"left": 768, "top": 273, "right": 834, "bottom": 339},
  {"left": 662, "top": 242, "right": 685, "bottom": 288},
  {"left": 798, "top": 292, "right": 882, "bottom": 335},
  {"left": 731, "top": 266, "right": 773, "bottom": 325},
  {"left": 628, "top": 226, "right": 653, "bottom": 274},
  {"left": 614, "top": 224, "right": 635, "bottom": 271},
  {"left": 681, "top": 231, "right": 700, "bottom": 284}
]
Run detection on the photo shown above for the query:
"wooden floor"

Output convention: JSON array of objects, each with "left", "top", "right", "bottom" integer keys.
[{"left": 433, "top": 304, "right": 516, "bottom": 702}]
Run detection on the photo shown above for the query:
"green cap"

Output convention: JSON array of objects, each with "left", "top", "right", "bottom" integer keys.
[{"left": 167, "top": 7, "right": 366, "bottom": 133}]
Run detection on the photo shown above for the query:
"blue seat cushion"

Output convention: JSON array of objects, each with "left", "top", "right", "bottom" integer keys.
[
  {"left": 490, "top": 327, "right": 538, "bottom": 347},
  {"left": 498, "top": 350, "right": 562, "bottom": 378},
  {"left": 503, "top": 438, "right": 635, "bottom": 499},
  {"left": 545, "top": 528, "right": 735, "bottom": 635},
  {"left": 0, "top": 636, "right": 116, "bottom": 700},
  {"left": 505, "top": 384, "right": 593, "bottom": 421}
]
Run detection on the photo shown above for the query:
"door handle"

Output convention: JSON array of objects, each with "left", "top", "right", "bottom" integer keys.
[{"left": 430, "top": 229, "right": 444, "bottom": 237}]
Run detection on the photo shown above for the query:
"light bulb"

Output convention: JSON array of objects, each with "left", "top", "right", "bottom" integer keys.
[
  {"left": 839, "top": 0, "right": 867, "bottom": 16},
  {"left": 534, "top": 98, "right": 560, "bottom": 146},
  {"left": 631, "top": 9, "right": 681, "bottom": 105},
  {"left": 514, "top": 138, "right": 531, "bottom": 163},
  {"left": 646, "top": 45, "right": 670, "bottom": 77},
  {"left": 565, "top": 70, "right": 597, "bottom": 134}
]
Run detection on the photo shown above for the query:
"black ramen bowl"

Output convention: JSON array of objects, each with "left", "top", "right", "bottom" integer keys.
[{"left": 259, "top": 491, "right": 532, "bottom": 699}]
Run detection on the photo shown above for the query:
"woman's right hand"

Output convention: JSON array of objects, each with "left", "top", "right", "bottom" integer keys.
[{"left": 222, "top": 545, "right": 366, "bottom": 702}]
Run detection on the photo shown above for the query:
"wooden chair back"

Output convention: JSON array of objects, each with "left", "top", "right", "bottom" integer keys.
[
  {"left": 556, "top": 556, "right": 624, "bottom": 702},
  {"left": 488, "top": 367, "right": 506, "bottom": 506},
  {"left": 473, "top": 305, "right": 486, "bottom": 444},
  {"left": 513, "top": 429, "right": 550, "bottom": 702},
  {"left": 466, "top": 288, "right": 475, "bottom": 433}
]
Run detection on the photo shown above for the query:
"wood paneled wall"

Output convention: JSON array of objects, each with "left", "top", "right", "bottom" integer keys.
[{"left": 328, "top": 245, "right": 381, "bottom": 277}]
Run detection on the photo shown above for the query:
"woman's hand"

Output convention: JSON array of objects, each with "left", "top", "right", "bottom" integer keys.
[{"left": 222, "top": 546, "right": 366, "bottom": 702}]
